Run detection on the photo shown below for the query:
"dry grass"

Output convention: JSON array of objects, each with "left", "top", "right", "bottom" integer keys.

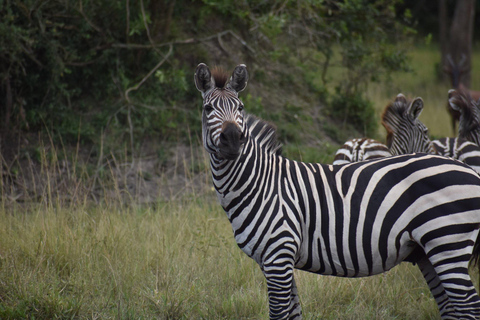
[{"left": 0, "top": 197, "right": 453, "bottom": 319}]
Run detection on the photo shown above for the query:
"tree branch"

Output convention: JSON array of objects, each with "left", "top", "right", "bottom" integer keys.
[
  {"left": 78, "top": 0, "right": 104, "bottom": 35},
  {"left": 111, "top": 30, "right": 256, "bottom": 54},
  {"left": 124, "top": 44, "right": 173, "bottom": 103}
]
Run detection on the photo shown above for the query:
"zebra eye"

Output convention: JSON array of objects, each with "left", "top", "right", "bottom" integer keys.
[
  {"left": 238, "top": 104, "right": 244, "bottom": 111},
  {"left": 204, "top": 104, "right": 213, "bottom": 113}
]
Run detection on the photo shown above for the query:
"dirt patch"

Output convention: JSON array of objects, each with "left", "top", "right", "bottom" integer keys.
[{"left": 1, "top": 132, "right": 216, "bottom": 205}]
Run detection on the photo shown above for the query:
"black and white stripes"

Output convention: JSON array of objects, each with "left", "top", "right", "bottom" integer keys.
[
  {"left": 381, "top": 94, "right": 435, "bottom": 155},
  {"left": 333, "top": 138, "right": 392, "bottom": 165},
  {"left": 381, "top": 93, "right": 480, "bottom": 174},
  {"left": 195, "top": 63, "right": 480, "bottom": 319}
]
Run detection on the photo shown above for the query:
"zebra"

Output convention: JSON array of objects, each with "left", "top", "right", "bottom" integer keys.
[
  {"left": 448, "top": 89, "right": 480, "bottom": 145},
  {"left": 194, "top": 63, "right": 480, "bottom": 319},
  {"left": 333, "top": 138, "right": 392, "bottom": 165},
  {"left": 381, "top": 93, "right": 480, "bottom": 174}
]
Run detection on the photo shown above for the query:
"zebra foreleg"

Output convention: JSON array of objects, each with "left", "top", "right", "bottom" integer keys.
[{"left": 263, "top": 262, "right": 302, "bottom": 320}]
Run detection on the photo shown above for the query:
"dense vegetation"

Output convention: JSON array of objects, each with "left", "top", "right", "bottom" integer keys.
[{"left": 0, "top": 0, "right": 413, "bottom": 148}]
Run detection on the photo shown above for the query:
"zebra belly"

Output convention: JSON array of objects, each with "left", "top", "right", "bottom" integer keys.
[{"left": 295, "top": 230, "right": 417, "bottom": 277}]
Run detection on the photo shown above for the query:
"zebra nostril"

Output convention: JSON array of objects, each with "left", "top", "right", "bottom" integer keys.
[
  {"left": 220, "top": 132, "right": 228, "bottom": 144},
  {"left": 220, "top": 123, "right": 242, "bottom": 145}
]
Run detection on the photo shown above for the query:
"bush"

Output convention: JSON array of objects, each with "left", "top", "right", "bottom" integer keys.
[
  {"left": 0, "top": 0, "right": 413, "bottom": 149},
  {"left": 329, "top": 88, "right": 378, "bottom": 138}
]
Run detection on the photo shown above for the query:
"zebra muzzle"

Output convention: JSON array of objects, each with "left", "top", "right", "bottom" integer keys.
[{"left": 218, "top": 122, "right": 245, "bottom": 160}]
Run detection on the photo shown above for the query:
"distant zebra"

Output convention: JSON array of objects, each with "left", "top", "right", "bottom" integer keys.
[
  {"left": 333, "top": 138, "right": 392, "bottom": 165},
  {"left": 195, "top": 63, "right": 480, "bottom": 319},
  {"left": 381, "top": 93, "right": 480, "bottom": 174},
  {"left": 448, "top": 89, "right": 480, "bottom": 145}
]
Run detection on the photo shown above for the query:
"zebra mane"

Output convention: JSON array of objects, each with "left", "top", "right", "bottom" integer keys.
[
  {"left": 381, "top": 97, "right": 408, "bottom": 126},
  {"left": 381, "top": 97, "right": 409, "bottom": 146},
  {"left": 245, "top": 114, "right": 283, "bottom": 156},
  {"left": 451, "top": 91, "right": 480, "bottom": 136},
  {"left": 211, "top": 67, "right": 229, "bottom": 89}
]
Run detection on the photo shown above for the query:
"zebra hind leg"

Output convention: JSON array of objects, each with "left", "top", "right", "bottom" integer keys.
[
  {"left": 423, "top": 236, "right": 480, "bottom": 319},
  {"left": 416, "top": 255, "right": 454, "bottom": 318}
]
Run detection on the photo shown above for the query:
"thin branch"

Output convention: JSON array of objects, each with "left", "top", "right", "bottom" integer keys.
[
  {"left": 111, "top": 30, "right": 256, "bottom": 54},
  {"left": 124, "top": 44, "right": 173, "bottom": 103},
  {"left": 78, "top": 0, "right": 104, "bottom": 35},
  {"left": 125, "top": 0, "right": 130, "bottom": 43},
  {"left": 65, "top": 55, "right": 104, "bottom": 66},
  {"left": 139, "top": 0, "right": 170, "bottom": 68},
  {"left": 140, "top": 0, "right": 156, "bottom": 50},
  {"left": 20, "top": 43, "right": 44, "bottom": 68},
  {"left": 127, "top": 106, "right": 135, "bottom": 170},
  {"left": 217, "top": 33, "right": 229, "bottom": 56}
]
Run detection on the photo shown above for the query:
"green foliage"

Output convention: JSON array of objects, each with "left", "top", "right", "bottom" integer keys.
[
  {"left": 329, "top": 87, "right": 378, "bottom": 138},
  {"left": 0, "top": 0, "right": 414, "bottom": 153}
]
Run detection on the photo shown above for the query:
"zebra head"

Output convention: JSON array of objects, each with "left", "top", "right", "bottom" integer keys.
[
  {"left": 381, "top": 94, "right": 434, "bottom": 155},
  {"left": 194, "top": 63, "right": 248, "bottom": 160},
  {"left": 448, "top": 89, "right": 480, "bottom": 145}
]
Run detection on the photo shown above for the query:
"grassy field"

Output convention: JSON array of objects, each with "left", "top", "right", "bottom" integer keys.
[
  {"left": 0, "top": 197, "right": 446, "bottom": 319},
  {"left": 2, "top": 45, "right": 480, "bottom": 319}
]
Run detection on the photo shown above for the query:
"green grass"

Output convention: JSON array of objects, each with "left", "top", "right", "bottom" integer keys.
[
  {"left": 0, "top": 198, "right": 266, "bottom": 319},
  {"left": 0, "top": 196, "right": 470, "bottom": 319}
]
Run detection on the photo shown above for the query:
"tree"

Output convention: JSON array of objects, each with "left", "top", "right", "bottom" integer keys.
[{"left": 440, "top": 0, "right": 475, "bottom": 87}]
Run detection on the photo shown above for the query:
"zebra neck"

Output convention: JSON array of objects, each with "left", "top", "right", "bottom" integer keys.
[{"left": 210, "top": 137, "right": 271, "bottom": 217}]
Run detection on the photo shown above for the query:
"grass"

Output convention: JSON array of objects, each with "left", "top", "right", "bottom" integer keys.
[{"left": 0, "top": 197, "right": 449, "bottom": 319}]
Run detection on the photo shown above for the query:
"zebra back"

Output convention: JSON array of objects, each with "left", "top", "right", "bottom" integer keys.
[
  {"left": 448, "top": 89, "right": 480, "bottom": 145},
  {"left": 333, "top": 138, "right": 392, "bottom": 165},
  {"left": 432, "top": 137, "right": 480, "bottom": 174}
]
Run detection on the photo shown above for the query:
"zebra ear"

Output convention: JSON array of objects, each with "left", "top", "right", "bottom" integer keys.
[
  {"left": 448, "top": 89, "right": 465, "bottom": 112},
  {"left": 395, "top": 93, "right": 407, "bottom": 105},
  {"left": 228, "top": 64, "right": 248, "bottom": 93},
  {"left": 407, "top": 97, "right": 424, "bottom": 120},
  {"left": 195, "top": 63, "right": 215, "bottom": 97}
]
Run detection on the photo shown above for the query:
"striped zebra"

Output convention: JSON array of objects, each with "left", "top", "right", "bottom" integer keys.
[
  {"left": 333, "top": 138, "right": 392, "bottom": 165},
  {"left": 381, "top": 93, "right": 480, "bottom": 174},
  {"left": 195, "top": 63, "right": 480, "bottom": 319},
  {"left": 448, "top": 89, "right": 480, "bottom": 145}
]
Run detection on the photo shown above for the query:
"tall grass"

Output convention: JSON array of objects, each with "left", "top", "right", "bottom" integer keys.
[
  {"left": 0, "top": 197, "right": 448, "bottom": 319},
  {"left": 0, "top": 198, "right": 264, "bottom": 319}
]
